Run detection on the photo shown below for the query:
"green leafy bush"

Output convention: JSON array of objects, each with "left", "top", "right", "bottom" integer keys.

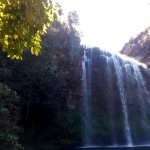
[{"left": 0, "top": 83, "right": 22, "bottom": 150}]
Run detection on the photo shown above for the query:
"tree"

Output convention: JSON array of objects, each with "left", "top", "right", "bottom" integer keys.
[
  {"left": 0, "top": 83, "right": 21, "bottom": 150},
  {"left": 67, "top": 11, "right": 81, "bottom": 59},
  {"left": 0, "top": 0, "right": 61, "bottom": 59},
  {"left": 0, "top": 11, "right": 83, "bottom": 148}
]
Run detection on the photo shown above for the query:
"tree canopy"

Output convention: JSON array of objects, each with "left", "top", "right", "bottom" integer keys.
[
  {"left": 0, "top": 13, "right": 82, "bottom": 148},
  {"left": 0, "top": 0, "right": 61, "bottom": 59}
]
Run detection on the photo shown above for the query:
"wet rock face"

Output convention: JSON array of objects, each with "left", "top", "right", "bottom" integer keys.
[{"left": 120, "top": 27, "right": 150, "bottom": 67}]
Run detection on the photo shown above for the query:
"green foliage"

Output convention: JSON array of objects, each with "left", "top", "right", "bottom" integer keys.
[
  {"left": 0, "top": 45, "right": 68, "bottom": 142},
  {"left": 0, "top": 132, "right": 23, "bottom": 150},
  {"left": 0, "top": 10, "right": 82, "bottom": 149},
  {"left": 0, "top": 83, "right": 20, "bottom": 129},
  {"left": 0, "top": 83, "right": 22, "bottom": 150},
  {"left": 57, "top": 109, "right": 82, "bottom": 141},
  {"left": 0, "top": 0, "right": 61, "bottom": 59},
  {"left": 68, "top": 11, "right": 81, "bottom": 60}
]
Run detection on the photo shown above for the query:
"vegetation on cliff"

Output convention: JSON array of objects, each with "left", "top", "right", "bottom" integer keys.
[
  {"left": 121, "top": 27, "right": 150, "bottom": 67},
  {"left": 0, "top": 1, "right": 83, "bottom": 148}
]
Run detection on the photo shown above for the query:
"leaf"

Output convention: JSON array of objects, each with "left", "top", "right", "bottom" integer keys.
[
  {"left": 0, "top": 12, "right": 3, "bottom": 17},
  {"left": 31, "top": 47, "right": 34, "bottom": 54},
  {"left": 35, "top": 34, "right": 41, "bottom": 41},
  {"left": 4, "top": 40, "right": 8, "bottom": 46},
  {"left": 14, "top": 35, "right": 18, "bottom": 39},
  {"left": 24, "top": 42, "right": 27, "bottom": 47},
  {"left": 0, "top": 0, "right": 61, "bottom": 59},
  {"left": 5, "top": 35, "right": 9, "bottom": 38},
  {"left": 35, "top": 49, "right": 39, "bottom": 56},
  {"left": 43, "top": 25, "right": 47, "bottom": 33}
]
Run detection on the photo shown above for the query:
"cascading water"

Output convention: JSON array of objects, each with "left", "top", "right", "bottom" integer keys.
[
  {"left": 82, "top": 49, "right": 92, "bottom": 146},
  {"left": 133, "top": 65, "right": 150, "bottom": 130},
  {"left": 123, "top": 63, "right": 150, "bottom": 144},
  {"left": 112, "top": 55, "right": 132, "bottom": 146},
  {"left": 105, "top": 56, "right": 117, "bottom": 145},
  {"left": 82, "top": 47, "right": 150, "bottom": 147}
]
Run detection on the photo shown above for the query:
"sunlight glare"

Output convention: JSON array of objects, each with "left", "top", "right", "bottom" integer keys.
[
  {"left": 58, "top": 0, "right": 150, "bottom": 52},
  {"left": 116, "top": 52, "right": 147, "bottom": 68}
]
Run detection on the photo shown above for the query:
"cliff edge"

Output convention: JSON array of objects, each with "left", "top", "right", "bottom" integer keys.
[{"left": 120, "top": 27, "right": 150, "bottom": 67}]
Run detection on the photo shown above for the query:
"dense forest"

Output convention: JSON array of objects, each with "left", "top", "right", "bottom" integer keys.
[{"left": 0, "top": 1, "right": 85, "bottom": 149}]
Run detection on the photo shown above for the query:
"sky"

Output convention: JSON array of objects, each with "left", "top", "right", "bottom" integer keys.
[{"left": 58, "top": 0, "right": 150, "bottom": 52}]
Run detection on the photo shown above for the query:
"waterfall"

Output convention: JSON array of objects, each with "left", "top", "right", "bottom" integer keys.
[
  {"left": 105, "top": 56, "right": 117, "bottom": 145},
  {"left": 124, "top": 63, "right": 150, "bottom": 144},
  {"left": 82, "top": 49, "right": 92, "bottom": 146},
  {"left": 112, "top": 55, "right": 132, "bottom": 146},
  {"left": 82, "top": 48, "right": 150, "bottom": 146},
  {"left": 131, "top": 65, "right": 150, "bottom": 141}
]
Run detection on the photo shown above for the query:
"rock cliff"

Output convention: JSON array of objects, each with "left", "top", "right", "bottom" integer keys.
[{"left": 120, "top": 27, "right": 150, "bottom": 67}]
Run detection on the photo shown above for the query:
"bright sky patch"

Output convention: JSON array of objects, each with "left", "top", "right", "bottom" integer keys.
[{"left": 58, "top": 0, "right": 150, "bottom": 52}]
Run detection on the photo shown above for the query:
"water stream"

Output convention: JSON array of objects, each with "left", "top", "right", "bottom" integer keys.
[
  {"left": 82, "top": 50, "right": 92, "bottom": 146},
  {"left": 112, "top": 55, "right": 132, "bottom": 146},
  {"left": 81, "top": 48, "right": 150, "bottom": 147}
]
